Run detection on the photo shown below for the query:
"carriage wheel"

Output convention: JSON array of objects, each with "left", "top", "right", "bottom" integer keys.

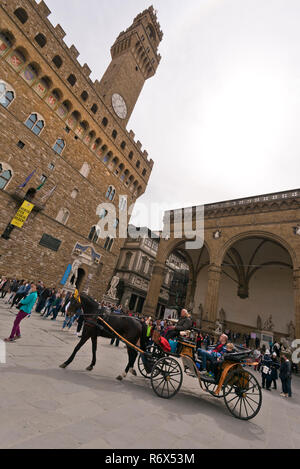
[
  {"left": 223, "top": 368, "right": 262, "bottom": 420},
  {"left": 138, "top": 354, "right": 151, "bottom": 379},
  {"left": 151, "top": 357, "right": 183, "bottom": 399},
  {"left": 138, "top": 345, "right": 166, "bottom": 379}
]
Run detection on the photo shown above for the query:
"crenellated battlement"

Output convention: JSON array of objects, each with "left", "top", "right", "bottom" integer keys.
[{"left": 133, "top": 5, "right": 163, "bottom": 41}]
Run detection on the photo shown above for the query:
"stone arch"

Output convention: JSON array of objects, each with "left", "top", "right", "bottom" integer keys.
[{"left": 218, "top": 230, "right": 297, "bottom": 269}]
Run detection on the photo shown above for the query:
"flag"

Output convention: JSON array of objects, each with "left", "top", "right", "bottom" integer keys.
[
  {"left": 40, "top": 185, "right": 57, "bottom": 201},
  {"left": 17, "top": 169, "right": 36, "bottom": 189},
  {"left": 36, "top": 180, "right": 46, "bottom": 191}
]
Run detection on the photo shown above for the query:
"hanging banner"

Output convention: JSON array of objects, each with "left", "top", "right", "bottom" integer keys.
[
  {"left": 60, "top": 264, "right": 72, "bottom": 286},
  {"left": 10, "top": 201, "right": 35, "bottom": 228}
]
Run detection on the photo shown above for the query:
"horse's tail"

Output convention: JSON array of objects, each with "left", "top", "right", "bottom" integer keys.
[{"left": 140, "top": 322, "right": 148, "bottom": 351}]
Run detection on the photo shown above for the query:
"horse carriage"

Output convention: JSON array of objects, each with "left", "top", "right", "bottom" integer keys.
[
  {"left": 60, "top": 292, "right": 262, "bottom": 421},
  {"left": 138, "top": 334, "right": 262, "bottom": 420}
]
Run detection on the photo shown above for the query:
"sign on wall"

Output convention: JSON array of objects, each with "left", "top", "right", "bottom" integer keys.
[{"left": 10, "top": 201, "right": 34, "bottom": 228}]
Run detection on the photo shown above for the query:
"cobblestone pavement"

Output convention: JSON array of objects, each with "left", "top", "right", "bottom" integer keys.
[{"left": 0, "top": 299, "right": 299, "bottom": 449}]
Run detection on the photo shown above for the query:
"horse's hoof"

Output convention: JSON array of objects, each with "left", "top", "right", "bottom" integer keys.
[
  {"left": 86, "top": 366, "right": 93, "bottom": 371},
  {"left": 116, "top": 375, "right": 123, "bottom": 381},
  {"left": 59, "top": 363, "right": 67, "bottom": 369}
]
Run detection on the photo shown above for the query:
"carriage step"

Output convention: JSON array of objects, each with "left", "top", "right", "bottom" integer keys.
[{"left": 201, "top": 376, "right": 217, "bottom": 384}]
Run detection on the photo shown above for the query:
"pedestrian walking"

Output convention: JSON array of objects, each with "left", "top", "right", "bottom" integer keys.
[
  {"left": 4, "top": 284, "right": 38, "bottom": 342},
  {"left": 270, "top": 352, "right": 280, "bottom": 390},
  {"left": 279, "top": 354, "right": 292, "bottom": 398},
  {"left": 261, "top": 350, "right": 272, "bottom": 391}
]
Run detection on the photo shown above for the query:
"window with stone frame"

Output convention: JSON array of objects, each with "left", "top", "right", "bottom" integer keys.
[
  {"left": 105, "top": 185, "right": 116, "bottom": 201},
  {"left": 56, "top": 208, "right": 70, "bottom": 226},
  {"left": 123, "top": 252, "right": 133, "bottom": 269},
  {"left": 89, "top": 225, "right": 100, "bottom": 243},
  {"left": 53, "top": 138, "right": 65, "bottom": 155},
  {"left": 25, "top": 113, "right": 44, "bottom": 136},
  {"left": 0, "top": 163, "right": 12, "bottom": 190},
  {"left": 14, "top": 7, "right": 28, "bottom": 24},
  {"left": 104, "top": 236, "right": 114, "bottom": 252},
  {"left": 0, "top": 80, "right": 15, "bottom": 108}
]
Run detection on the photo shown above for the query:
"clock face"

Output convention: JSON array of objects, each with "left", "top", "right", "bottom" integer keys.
[{"left": 112, "top": 93, "right": 127, "bottom": 119}]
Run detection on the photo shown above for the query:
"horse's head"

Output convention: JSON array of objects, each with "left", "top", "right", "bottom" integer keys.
[{"left": 67, "top": 289, "right": 82, "bottom": 316}]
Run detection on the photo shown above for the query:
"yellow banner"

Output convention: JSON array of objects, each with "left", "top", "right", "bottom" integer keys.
[{"left": 11, "top": 201, "right": 35, "bottom": 228}]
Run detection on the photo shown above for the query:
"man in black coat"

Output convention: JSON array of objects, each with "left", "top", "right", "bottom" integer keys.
[
  {"left": 164, "top": 309, "right": 193, "bottom": 341},
  {"left": 279, "top": 354, "right": 292, "bottom": 397}
]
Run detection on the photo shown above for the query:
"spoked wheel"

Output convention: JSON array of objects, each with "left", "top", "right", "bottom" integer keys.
[
  {"left": 138, "top": 345, "right": 166, "bottom": 379},
  {"left": 151, "top": 357, "right": 183, "bottom": 399},
  {"left": 223, "top": 368, "right": 262, "bottom": 420}
]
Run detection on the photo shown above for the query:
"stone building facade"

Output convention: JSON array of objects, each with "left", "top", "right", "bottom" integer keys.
[
  {"left": 114, "top": 226, "right": 189, "bottom": 316},
  {"left": 0, "top": 0, "right": 163, "bottom": 299},
  {"left": 143, "top": 189, "right": 300, "bottom": 340}
]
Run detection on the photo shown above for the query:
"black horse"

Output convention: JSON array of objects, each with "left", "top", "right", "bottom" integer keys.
[{"left": 59, "top": 293, "right": 147, "bottom": 380}]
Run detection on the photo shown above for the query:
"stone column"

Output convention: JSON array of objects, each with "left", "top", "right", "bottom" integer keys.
[
  {"left": 294, "top": 269, "right": 300, "bottom": 339},
  {"left": 203, "top": 264, "right": 222, "bottom": 331},
  {"left": 185, "top": 278, "right": 197, "bottom": 311},
  {"left": 143, "top": 261, "right": 165, "bottom": 318}
]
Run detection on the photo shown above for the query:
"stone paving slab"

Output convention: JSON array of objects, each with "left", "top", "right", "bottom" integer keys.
[{"left": 0, "top": 299, "right": 299, "bottom": 449}]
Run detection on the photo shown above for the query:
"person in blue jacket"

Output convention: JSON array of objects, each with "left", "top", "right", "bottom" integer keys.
[{"left": 4, "top": 284, "right": 38, "bottom": 342}]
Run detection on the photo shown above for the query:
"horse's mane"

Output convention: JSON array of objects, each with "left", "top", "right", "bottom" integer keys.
[{"left": 80, "top": 293, "right": 99, "bottom": 314}]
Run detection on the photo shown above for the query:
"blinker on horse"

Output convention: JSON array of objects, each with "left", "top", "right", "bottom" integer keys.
[{"left": 59, "top": 292, "right": 147, "bottom": 380}]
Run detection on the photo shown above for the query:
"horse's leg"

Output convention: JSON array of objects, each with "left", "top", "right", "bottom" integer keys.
[
  {"left": 86, "top": 333, "right": 97, "bottom": 371},
  {"left": 59, "top": 327, "right": 91, "bottom": 369},
  {"left": 116, "top": 347, "right": 138, "bottom": 381}
]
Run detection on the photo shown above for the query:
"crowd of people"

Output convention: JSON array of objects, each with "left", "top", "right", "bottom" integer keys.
[{"left": 0, "top": 276, "right": 297, "bottom": 399}]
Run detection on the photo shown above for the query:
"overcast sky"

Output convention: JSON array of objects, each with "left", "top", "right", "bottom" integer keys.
[{"left": 45, "top": 0, "right": 300, "bottom": 229}]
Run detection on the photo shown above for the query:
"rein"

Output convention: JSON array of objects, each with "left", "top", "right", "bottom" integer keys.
[{"left": 97, "top": 316, "right": 145, "bottom": 354}]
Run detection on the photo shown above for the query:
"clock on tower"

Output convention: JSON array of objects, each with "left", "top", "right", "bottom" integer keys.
[{"left": 96, "top": 6, "right": 163, "bottom": 127}]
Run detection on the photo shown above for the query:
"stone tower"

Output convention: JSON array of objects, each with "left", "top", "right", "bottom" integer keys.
[{"left": 96, "top": 6, "right": 163, "bottom": 127}]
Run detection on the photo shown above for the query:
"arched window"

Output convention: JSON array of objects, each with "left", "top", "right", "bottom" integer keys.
[
  {"left": 91, "top": 104, "right": 98, "bottom": 114},
  {"left": 102, "top": 117, "right": 108, "bottom": 127},
  {"left": 112, "top": 130, "right": 117, "bottom": 139},
  {"left": 52, "top": 55, "right": 62, "bottom": 69},
  {"left": 142, "top": 169, "right": 147, "bottom": 177},
  {"left": 104, "top": 237, "right": 114, "bottom": 252},
  {"left": 105, "top": 185, "right": 116, "bottom": 201},
  {"left": 0, "top": 163, "right": 12, "bottom": 189},
  {"left": 25, "top": 113, "right": 44, "bottom": 136},
  {"left": 121, "top": 141, "right": 126, "bottom": 150},
  {"left": 123, "top": 252, "right": 133, "bottom": 269},
  {"left": 35, "top": 33, "right": 47, "bottom": 48},
  {"left": 56, "top": 208, "right": 70, "bottom": 225},
  {"left": 67, "top": 74, "right": 76, "bottom": 86},
  {"left": 53, "top": 138, "right": 65, "bottom": 155},
  {"left": 0, "top": 80, "right": 15, "bottom": 108},
  {"left": 88, "top": 226, "right": 100, "bottom": 243},
  {"left": 81, "top": 91, "right": 88, "bottom": 102},
  {"left": 14, "top": 8, "right": 28, "bottom": 24},
  {"left": 79, "top": 162, "right": 90, "bottom": 178},
  {"left": 136, "top": 160, "right": 141, "bottom": 169},
  {"left": 128, "top": 151, "right": 133, "bottom": 160}
]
